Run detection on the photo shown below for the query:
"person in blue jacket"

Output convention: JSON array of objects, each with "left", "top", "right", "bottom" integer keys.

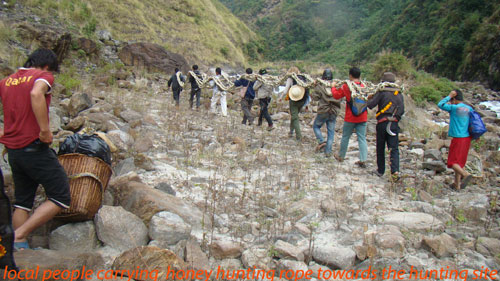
[{"left": 438, "top": 89, "right": 473, "bottom": 190}]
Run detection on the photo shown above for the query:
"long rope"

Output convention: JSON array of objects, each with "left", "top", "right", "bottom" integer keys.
[{"left": 188, "top": 71, "right": 404, "bottom": 98}]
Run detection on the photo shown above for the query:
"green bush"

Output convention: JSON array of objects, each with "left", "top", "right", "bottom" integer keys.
[
  {"left": 56, "top": 67, "right": 81, "bottom": 94},
  {"left": 369, "top": 51, "right": 412, "bottom": 81},
  {"left": 82, "top": 17, "right": 97, "bottom": 38},
  {"left": 220, "top": 47, "right": 229, "bottom": 58},
  {"left": 409, "top": 71, "right": 456, "bottom": 105}
]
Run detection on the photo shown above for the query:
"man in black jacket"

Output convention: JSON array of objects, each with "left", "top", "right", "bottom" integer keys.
[
  {"left": 188, "top": 65, "right": 202, "bottom": 110},
  {"left": 367, "top": 72, "right": 405, "bottom": 179},
  {"left": 168, "top": 68, "right": 186, "bottom": 107}
]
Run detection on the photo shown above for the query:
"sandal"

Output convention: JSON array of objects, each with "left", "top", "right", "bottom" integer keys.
[
  {"left": 461, "top": 175, "right": 472, "bottom": 189},
  {"left": 355, "top": 161, "right": 367, "bottom": 168},
  {"left": 315, "top": 142, "right": 326, "bottom": 152},
  {"left": 14, "top": 241, "right": 30, "bottom": 251},
  {"left": 449, "top": 183, "right": 459, "bottom": 190},
  {"left": 334, "top": 154, "right": 344, "bottom": 162}
]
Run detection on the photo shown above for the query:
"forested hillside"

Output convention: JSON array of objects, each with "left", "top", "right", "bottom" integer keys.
[
  {"left": 1, "top": 0, "right": 261, "bottom": 65},
  {"left": 220, "top": 0, "right": 500, "bottom": 89}
]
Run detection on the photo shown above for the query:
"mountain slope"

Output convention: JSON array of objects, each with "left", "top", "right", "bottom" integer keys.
[
  {"left": 4, "top": 0, "right": 261, "bottom": 65},
  {"left": 221, "top": 0, "right": 500, "bottom": 89}
]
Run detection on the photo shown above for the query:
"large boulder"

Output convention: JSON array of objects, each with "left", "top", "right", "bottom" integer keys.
[
  {"left": 108, "top": 176, "right": 204, "bottom": 229},
  {"left": 94, "top": 205, "right": 149, "bottom": 251},
  {"left": 149, "top": 211, "right": 192, "bottom": 245},
  {"left": 273, "top": 240, "right": 305, "bottom": 261},
  {"left": 76, "top": 37, "right": 98, "bottom": 55},
  {"left": 49, "top": 221, "right": 99, "bottom": 251},
  {"left": 380, "top": 212, "right": 444, "bottom": 232},
  {"left": 16, "top": 22, "right": 71, "bottom": 62},
  {"left": 209, "top": 240, "right": 243, "bottom": 260},
  {"left": 112, "top": 246, "right": 186, "bottom": 281},
  {"left": 118, "top": 43, "right": 188, "bottom": 73},
  {"left": 185, "top": 238, "right": 210, "bottom": 271},
  {"left": 68, "top": 93, "right": 93, "bottom": 117}
]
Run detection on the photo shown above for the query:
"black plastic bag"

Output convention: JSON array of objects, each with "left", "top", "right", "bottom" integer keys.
[
  {"left": 59, "top": 134, "right": 112, "bottom": 165},
  {"left": 0, "top": 168, "right": 18, "bottom": 272}
]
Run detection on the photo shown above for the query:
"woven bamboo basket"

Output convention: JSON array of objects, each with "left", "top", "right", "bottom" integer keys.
[{"left": 55, "top": 153, "right": 112, "bottom": 222}]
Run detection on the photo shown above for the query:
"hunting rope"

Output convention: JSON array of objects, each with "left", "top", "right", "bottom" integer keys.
[{"left": 188, "top": 71, "right": 404, "bottom": 99}]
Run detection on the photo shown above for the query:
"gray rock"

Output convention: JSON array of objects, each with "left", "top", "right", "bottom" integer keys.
[
  {"left": 120, "top": 109, "right": 142, "bottom": 123},
  {"left": 409, "top": 141, "right": 425, "bottom": 149},
  {"left": 216, "top": 259, "right": 242, "bottom": 271},
  {"left": 380, "top": 212, "right": 444, "bottom": 232},
  {"left": 241, "top": 248, "right": 272, "bottom": 270},
  {"left": 155, "top": 182, "right": 176, "bottom": 196},
  {"left": 185, "top": 238, "right": 210, "bottom": 271},
  {"left": 422, "top": 233, "right": 457, "bottom": 258},
  {"left": 149, "top": 211, "right": 191, "bottom": 245},
  {"left": 97, "top": 30, "right": 112, "bottom": 41},
  {"left": 69, "top": 93, "right": 92, "bottom": 117},
  {"left": 452, "top": 193, "right": 489, "bottom": 222},
  {"left": 374, "top": 225, "right": 405, "bottom": 258},
  {"left": 276, "top": 260, "right": 309, "bottom": 281},
  {"left": 312, "top": 245, "right": 356, "bottom": 270},
  {"left": 476, "top": 237, "right": 500, "bottom": 258},
  {"left": 273, "top": 240, "right": 305, "bottom": 261},
  {"left": 424, "top": 149, "right": 442, "bottom": 161},
  {"left": 107, "top": 130, "right": 134, "bottom": 152},
  {"left": 94, "top": 205, "right": 148, "bottom": 251},
  {"left": 418, "top": 190, "right": 434, "bottom": 203},
  {"left": 134, "top": 135, "right": 154, "bottom": 153},
  {"left": 64, "top": 115, "right": 85, "bottom": 132},
  {"left": 114, "top": 157, "right": 136, "bottom": 176},
  {"left": 49, "top": 221, "right": 98, "bottom": 251},
  {"left": 49, "top": 110, "right": 62, "bottom": 133},
  {"left": 422, "top": 160, "right": 447, "bottom": 173}
]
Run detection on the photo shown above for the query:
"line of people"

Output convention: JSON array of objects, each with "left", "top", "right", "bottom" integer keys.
[{"left": 167, "top": 65, "right": 406, "bottom": 179}]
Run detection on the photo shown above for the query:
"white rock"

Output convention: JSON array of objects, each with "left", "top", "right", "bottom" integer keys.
[
  {"left": 149, "top": 211, "right": 192, "bottom": 245},
  {"left": 49, "top": 221, "right": 98, "bottom": 251}
]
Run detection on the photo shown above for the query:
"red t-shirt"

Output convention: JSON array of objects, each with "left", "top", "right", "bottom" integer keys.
[
  {"left": 331, "top": 82, "right": 368, "bottom": 123},
  {"left": 0, "top": 68, "right": 53, "bottom": 149}
]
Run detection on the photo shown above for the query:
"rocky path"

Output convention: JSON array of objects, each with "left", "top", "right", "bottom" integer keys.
[{"left": 4, "top": 76, "right": 500, "bottom": 281}]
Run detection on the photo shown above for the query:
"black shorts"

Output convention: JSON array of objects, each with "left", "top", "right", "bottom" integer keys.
[{"left": 7, "top": 140, "right": 70, "bottom": 211}]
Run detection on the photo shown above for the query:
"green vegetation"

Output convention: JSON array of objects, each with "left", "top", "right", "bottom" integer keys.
[
  {"left": 20, "top": 0, "right": 261, "bottom": 65},
  {"left": 221, "top": 0, "right": 500, "bottom": 90},
  {"left": 410, "top": 72, "right": 456, "bottom": 105},
  {"left": 56, "top": 66, "right": 81, "bottom": 94}
]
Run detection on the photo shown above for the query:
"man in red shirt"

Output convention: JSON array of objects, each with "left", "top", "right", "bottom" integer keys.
[
  {"left": 331, "top": 67, "right": 368, "bottom": 167},
  {"left": 0, "top": 49, "right": 70, "bottom": 250}
]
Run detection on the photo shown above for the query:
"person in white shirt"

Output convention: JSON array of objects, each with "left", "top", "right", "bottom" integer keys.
[{"left": 209, "top": 67, "right": 227, "bottom": 117}]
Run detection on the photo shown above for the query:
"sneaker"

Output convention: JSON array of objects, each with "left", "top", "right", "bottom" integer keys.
[
  {"left": 267, "top": 126, "right": 275, "bottom": 131},
  {"left": 355, "top": 161, "right": 367, "bottom": 168}
]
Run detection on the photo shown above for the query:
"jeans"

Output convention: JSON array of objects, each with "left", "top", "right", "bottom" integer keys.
[
  {"left": 376, "top": 121, "right": 400, "bottom": 174},
  {"left": 241, "top": 98, "right": 254, "bottom": 124},
  {"left": 339, "top": 121, "right": 367, "bottom": 162},
  {"left": 289, "top": 99, "right": 306, "bottom": 140},
  {"left": 190, "top": 88, "right": 201, "bottom": 108},
  {"left": 258, "top": 98, "right": 273, "bottom": 126},
  {"left": 313, "top": 113, "right": 336, "bottom": 155},
  {"left": 173, "top": 88, "right": 182, "bottom": 106}
]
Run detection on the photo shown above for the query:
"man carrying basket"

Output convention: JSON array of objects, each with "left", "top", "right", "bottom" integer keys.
[{"left": 0, "top": 49, "right": 71, "bottom": 251}]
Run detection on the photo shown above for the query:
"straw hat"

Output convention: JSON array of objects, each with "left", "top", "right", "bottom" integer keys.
[{"left": 288, "top": 85, "right": 305, "bottom": 101}]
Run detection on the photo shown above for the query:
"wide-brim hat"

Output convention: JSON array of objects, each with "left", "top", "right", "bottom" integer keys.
[
  {"left": 289, "top": 85, "right": 305, "bottom": 101},
  {"left": 381, "top": 72, "right": 396, "bottom": 83}
]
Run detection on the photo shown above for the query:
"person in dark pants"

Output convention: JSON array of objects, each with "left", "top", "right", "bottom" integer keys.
[
  {"left": 0, "top": 49, "right": 71, "bottom": 251},
  {"left": 367, "top": 72, "right": 405, "bottom": 179},
  {"left": 188, "top": 65, "right": 202, "bottom": 110},
  {"left": 234, "top": 68, "right": 256, "bottom": 125},
  {"left": 253, "top": 69, "right": 274, "bottom": 130},
  {"left": 168, "top": 68, "right": 186, "bottom": 107}
]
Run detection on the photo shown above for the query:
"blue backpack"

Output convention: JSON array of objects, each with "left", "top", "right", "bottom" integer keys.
[
  {"left": 348, "top": 97, "right": 368, "bottom": 116},
  {"left": 469, "top": 110, "right": 487, "bottom": 140}
]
